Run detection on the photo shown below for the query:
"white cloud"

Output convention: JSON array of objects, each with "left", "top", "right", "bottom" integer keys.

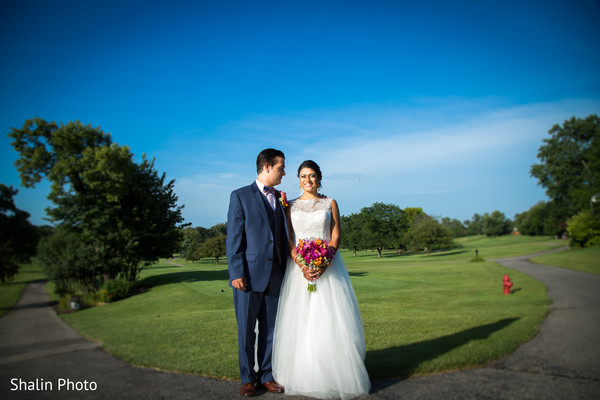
[{"left": 173, "top": 97, "right": 600, "bottom": 226}]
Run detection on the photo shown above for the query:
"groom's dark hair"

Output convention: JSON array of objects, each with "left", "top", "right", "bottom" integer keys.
[{"left": 257, "top": 148, "right": 285, "bottom": 174}]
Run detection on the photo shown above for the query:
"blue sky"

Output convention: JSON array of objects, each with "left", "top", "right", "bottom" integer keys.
[{"left": 1, "top": 0, "right": 599, "bottom": 228}]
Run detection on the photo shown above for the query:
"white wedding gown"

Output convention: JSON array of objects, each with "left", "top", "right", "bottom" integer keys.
[{"left": 273, "top": 198, "right": 370, "bottom": 399}]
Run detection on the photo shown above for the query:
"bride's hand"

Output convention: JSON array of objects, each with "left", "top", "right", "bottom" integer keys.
[
  {"left": 302, "top": 266, "right": 315, "bottom": 281},
  {"left": 302, "top": 266, "right": 322, "bottom": 281},
  {"left": 293, "top": 254, "right": 306, "bottom": 271},
  {"left": 304, "top": 266, "right": 326, "bottom": 281}
]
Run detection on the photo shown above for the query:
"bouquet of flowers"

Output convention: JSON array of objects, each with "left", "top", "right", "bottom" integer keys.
[{"left": 295, "top": 238, "right": 336, "bottom": 292}]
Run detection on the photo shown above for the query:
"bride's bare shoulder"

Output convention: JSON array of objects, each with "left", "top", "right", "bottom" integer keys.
[{"left": 319, "top": 194, "right": 335, "bottom": 204}]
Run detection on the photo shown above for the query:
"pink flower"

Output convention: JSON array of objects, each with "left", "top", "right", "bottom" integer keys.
[{"left": 295, "top": 238, "right": 336, "bottom": 292}]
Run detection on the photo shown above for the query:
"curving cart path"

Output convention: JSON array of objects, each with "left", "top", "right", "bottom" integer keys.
[{"left": 1, "top": 248, "right": 599, "bottom": 399}]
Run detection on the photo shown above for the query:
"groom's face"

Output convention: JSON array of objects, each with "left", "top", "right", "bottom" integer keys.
[{"left": 264, "top": 157, "right": 286, "bottom": 187}]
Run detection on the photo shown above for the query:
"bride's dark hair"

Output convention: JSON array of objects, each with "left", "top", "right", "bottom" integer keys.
[{"left": 298, "top": 160, "right": 322, "bottom": 182}]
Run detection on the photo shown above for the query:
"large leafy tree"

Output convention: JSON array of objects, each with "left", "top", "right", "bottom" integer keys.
[
  {"left": 404, "top": 215, "right": 454, "bottom": 255},
  {"left": 515, "top": 201, "right": 558, "bottom": 236},
  {"left": 482, "top": 210, "right": 512, "bottom": 237},
  {"left": 340, "top": 213, "right": 362, "bottom": 256},
  {"left": 464, "top": 213, "right": 484, "bottom": 236},
  {"left": 530, "top": 115, "right": 600, "bottom": 223},
  {"left": 37, "top": 228, "right": 102, "bottom": 295},
  {"left": 0, "top": 184, "right": 39, "bottom": 282},
  {"left": 9, "top": 118, "right": 186, "bottom": 284},
  {"left": 180, "top": 227, "right": 199, "bottom": 260},
  {"left": 182, "top": 224, "right": 227, "bottom": 262},
  {"left": 198, "top": 234, "right": 227, "bottom": 264},
  {"left": 404, "top": 207, "right": 425, "bottom": 226},
  {"left": 356, "top": 203, "right": 409, "bottom": 257},
  {"left": 209, "top": 223, "right": 227, "bottom": 237},
  {"left": 440, "top": 217, "right": 467, "bottom": 238}
]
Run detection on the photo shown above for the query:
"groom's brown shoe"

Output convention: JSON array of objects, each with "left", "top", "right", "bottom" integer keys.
[
  {"left": 240, "top": 382, "right": 256, "bottom": 397},
  {"left": 263, "top": 381, "right": 285, "bottom": 393}
]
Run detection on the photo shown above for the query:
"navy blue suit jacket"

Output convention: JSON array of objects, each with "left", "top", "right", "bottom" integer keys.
[{"left": 226, "top": 182, "right": 288, "bottom": 292}]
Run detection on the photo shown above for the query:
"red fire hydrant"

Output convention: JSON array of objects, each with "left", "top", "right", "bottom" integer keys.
[{"left": 503, "top": 274, "right": 513, "bottom": 295}]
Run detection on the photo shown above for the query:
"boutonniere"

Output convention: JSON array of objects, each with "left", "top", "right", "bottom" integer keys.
[{"left": 279, "top": 191, "right": 289, "bottom": 208}]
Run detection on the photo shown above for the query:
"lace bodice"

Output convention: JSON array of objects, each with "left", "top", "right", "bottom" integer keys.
[{"left": 289, "top": 198, "right": 332, "bottom": 243}]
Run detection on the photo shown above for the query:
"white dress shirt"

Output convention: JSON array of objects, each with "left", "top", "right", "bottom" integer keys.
[{"left": 255, "top": 179, "right": 276, "bottom": 210}]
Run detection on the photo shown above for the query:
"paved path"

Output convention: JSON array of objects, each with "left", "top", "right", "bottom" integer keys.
[{"left": 1, "top": 249, "right": 599, "bottom": 399}]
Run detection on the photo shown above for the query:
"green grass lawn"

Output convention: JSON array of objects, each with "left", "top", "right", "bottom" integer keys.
[
  {"left": 0, "top": 259, "right": 47, "bottom": 317},
  {"left": 59, "top": 235, "right": 559, "bottom": 380},
  {"left": 62, "top": 260, "right": 239, "bottom": 378},
  {"left": 529, "top": 246, "right": 600, "bottom": 275},
  {"left": 345, "top": 234, "right": 566, "bottom": 267},
  {"left": 356, "top": 260, "right": 548, "bottom": 377}
]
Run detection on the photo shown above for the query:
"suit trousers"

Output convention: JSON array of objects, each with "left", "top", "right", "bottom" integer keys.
[{"left": 233, "top": 262, "right": 283, "bottom": 384}]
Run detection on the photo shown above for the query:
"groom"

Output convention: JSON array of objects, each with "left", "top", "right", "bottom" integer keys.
[{"left": 226, "top": 148, "right": 288, "bottom": 397}]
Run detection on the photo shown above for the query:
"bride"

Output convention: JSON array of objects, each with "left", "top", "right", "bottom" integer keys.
[{"left": 272, "top": 160, "right": 370, "bottom": 399}]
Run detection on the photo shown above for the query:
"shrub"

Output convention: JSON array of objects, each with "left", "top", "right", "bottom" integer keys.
[
  {"left": 58, "top": 296, "right": 71, "bottom": 311},
  {"left": 100, "top": 278, "right": 134, "bottom": 302},
  {"left": 567, "top": 210, "right": 600, "bottom": 248},
  {"left": 37, "top": 229, "right": 104, "bottom": 296},
  {"left": 405, "top": 216, "right": 454, "bottom": 255}
]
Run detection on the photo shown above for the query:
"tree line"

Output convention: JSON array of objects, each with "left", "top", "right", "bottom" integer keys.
[
  {"left": 341, "top": 206, "right": 513, "bottom": 256},
  {"left": 0, "top": 184, "right": 53, "bottom": 282},
  {"left": 180, "top": 224, "right": 227, "bottom": 264},
  {"left": 1, "top": 114, "right": 597, "bottom": 304},
  {"left": 181, "top": 206, "right": 513, "bottom": 261}
]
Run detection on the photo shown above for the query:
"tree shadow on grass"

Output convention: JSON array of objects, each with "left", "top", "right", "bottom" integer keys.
[
  {"left": 368, "top": 317, "right": 519, "bottom": 391},
  {"left": 427, "top": 249, "right": 471, "bottom": 257},
  {"left": 345, "top": 251, "right": 402, "bottom": 258},
  {"left": 137, "top": 269, "right": 229, "bottom": 289},
  {"left": 379, "top": 252, "right": 401, "bottom": 258},
  {"left": 146, "top": 264, "right": 190, "bottom": 271}
]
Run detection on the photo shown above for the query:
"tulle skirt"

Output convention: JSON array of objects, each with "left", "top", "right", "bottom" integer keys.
[{"left": 272, "top": 255, "right": 371, "bottom": 399}]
